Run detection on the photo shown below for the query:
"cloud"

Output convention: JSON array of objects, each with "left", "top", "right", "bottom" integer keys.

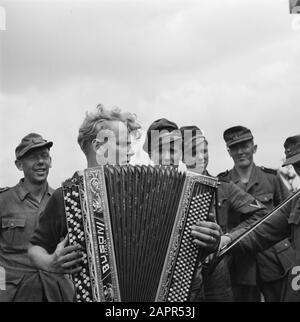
[{"left": 1, "top": 0, "right": 296, "bottom": 92}]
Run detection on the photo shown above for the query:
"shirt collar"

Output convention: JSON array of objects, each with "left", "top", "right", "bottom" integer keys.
[
  {"left": 16, "top": 179, "right": 30, "bottom": 201},
  {"left": 246, "top": 164, "right": 260, "bottom": 191},
  {"left": 231, "top": 163, "right": 259, "bottom": 190},
  {"left": 16, "top": 179, "right": 53, "bottom": 201},
  {"left": 231, "top": 167, "right": 241, "bottom": 184}
]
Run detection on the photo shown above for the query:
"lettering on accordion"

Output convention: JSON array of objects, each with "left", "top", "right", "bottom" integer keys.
[
  {"left": 84, "top": 167, "right": 120, "bottom": 302},
  {"left": 63, "top": 167, "right": 218, "bottom": 302}
]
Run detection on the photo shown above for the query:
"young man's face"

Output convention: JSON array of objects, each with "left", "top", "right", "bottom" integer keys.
[
  {"left": 151, "top": 140, "right": 182, "bottom": 166},
  {"left": 94, "top": 121, "right": 134, "bottom": 166},
  {"left": 228, "top": 140, "right": 257, "bottom": 169},
  {"left": 185, "top": 139, "right": 208, "bottom": 173},
  {"left": 15, "top": 147, "right": 52, "bottom": 185}
]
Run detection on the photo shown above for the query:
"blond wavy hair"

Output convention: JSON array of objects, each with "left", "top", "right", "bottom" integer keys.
[{"left": 78, "top": 104, "right": 141, "bottom": 155}]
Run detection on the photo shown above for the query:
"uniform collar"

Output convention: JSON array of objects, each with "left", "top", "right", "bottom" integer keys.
[
  {"left": 231, "top": 163, "right": 259, "bottom": 191},
  {"left": 246, "top": 164, "right": 260, "bottom": 192},
  {"left": 231, "top": 167, "right": 242, "bottom": 184},
  {"left": 16, "top": 179, "right": 53, "bottom": 201},
  {"left": 16, "top": 179, "right": 30, "bottom": 201}
]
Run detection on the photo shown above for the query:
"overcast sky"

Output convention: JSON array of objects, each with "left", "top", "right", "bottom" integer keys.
[{"left": 0, "top": 0, "right": 300, "bottom": 188}]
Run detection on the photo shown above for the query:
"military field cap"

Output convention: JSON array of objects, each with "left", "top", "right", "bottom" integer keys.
[
  {"left": 15, "top": 133, "right": 53, "bottom": 160},
  {"left": 282, "top": 135, "right": 300, "bottom": 166},
  {"left": 223, "top": 126, "right": 253, "bottom": 148},
  {"left": 143, "top": 118, "right": 180, "bottom": 153},
  {"left": 148, "top": 118, "right": 178, "bottom": 133}
]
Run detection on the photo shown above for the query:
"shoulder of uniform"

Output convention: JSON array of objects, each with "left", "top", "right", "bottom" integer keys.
[
  {"left": 0, "top": 187, "right": 10, "bottom": 194},
  {"left": 217, "top": 170, "right": 229, "bottom": 180},
  {"left": 260, "top": 166, "right": 278, "bottom": 176}
]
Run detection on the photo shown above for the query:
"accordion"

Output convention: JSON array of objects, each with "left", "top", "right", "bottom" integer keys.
[{"left": 62, "top": 165, "right": 218, "bottom": 302}]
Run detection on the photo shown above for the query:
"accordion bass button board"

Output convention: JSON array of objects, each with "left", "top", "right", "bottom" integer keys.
[{"left": 62, "top": 165, "right": 219, "bottom": 302}]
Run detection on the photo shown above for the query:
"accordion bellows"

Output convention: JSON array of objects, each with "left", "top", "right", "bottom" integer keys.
[{"left": 62, "top": 165, "right": 218, "bottom": 302}]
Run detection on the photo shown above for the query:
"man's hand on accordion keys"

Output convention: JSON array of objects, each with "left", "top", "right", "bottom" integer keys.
[
  {"left": 190, "top": 219, "right": 222, "bottom": 252},
  {"left": 50, "top": 236, "right": 84, "bottom": 274}
]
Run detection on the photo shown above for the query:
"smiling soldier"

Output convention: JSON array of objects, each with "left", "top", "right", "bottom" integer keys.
[
  {"left": 0, "top": 133, "right": 68, "bottom": 301},
  {"left": 218, "top": 126, "right": 294, "bottom": 302}
]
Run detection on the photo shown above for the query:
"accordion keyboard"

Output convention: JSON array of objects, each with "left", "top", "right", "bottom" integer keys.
[
  {"left": 166, "top": 185, "right": 213, "bottom": 302},
  {"left": 63, "top": 185, "right": 93, "bottom": 302}
]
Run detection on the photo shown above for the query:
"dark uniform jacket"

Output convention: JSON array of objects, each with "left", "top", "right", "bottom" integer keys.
[
  {"left": 218, "top": 164, "right": 295, "bottom": 285},
  {"left": 188, "top": 170, "right": 267, "bottom": 301},
  {"left": 229, "top": 194, "right": 300, "bottom": 259},
  {"left": 229, "top": 193, "right": 300, "bottom": 301},
  {"left": 216, "top": 180, "right": 267, "bottom": 233},
  {"left": 0, "top": 181, "right": 73, "bottom": 302},
  {"left": 202, "top": 180, "right": 268, "bottom": 301}
]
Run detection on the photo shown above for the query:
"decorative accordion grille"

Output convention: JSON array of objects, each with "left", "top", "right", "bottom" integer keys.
[{"left": 62, "top": 166, "right": 218, "bottom": 302}]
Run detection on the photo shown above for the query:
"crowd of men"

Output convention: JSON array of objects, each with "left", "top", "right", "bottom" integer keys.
[{"left": 0, "top": 103, "right": 300, "bottom": 302}]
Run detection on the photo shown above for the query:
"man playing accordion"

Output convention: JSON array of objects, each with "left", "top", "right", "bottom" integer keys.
[
  {"left": 28, "top": 105, "right": 220, "bottom": 301},
  {"left": 28, "top": 104, "right": 142, "bottom": 300}
]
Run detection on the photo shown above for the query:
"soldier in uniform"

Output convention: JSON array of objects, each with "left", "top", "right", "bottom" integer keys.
[
  {"left": 220, "top": 134, "right": 300, "bottom": 301},
  {"left": 142, "top": 118, "right": 182, "bottom": 167},
  {"left": 0, "top": 133, "right": 73, "bottom": 302},
  {"left": 218, "top": 126, "right": 295, "bottom": 302},
  {"left": 180, "top": 125, "right": 268, "bottom": 302}
]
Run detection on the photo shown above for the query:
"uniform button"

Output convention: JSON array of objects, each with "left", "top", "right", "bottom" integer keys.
[{"left": 10, "top": 223, "right": 14, "bottom": 227}]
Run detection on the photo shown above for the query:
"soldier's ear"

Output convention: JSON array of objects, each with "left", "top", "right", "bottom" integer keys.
[
  {"left": 49, "top": 156, "right": 52, "bottom": 168},
  {"left": 253, "top": 144, "right": 258, "bottom": 154},
  {"left": 92, "top": 138, "right": 103, "bottom": 153},
  {"left": 227, "top": 148, "right": 233, "bottom": 158},
  {"left": 15, "top": 159, "right": 23, "bottom": 171}
]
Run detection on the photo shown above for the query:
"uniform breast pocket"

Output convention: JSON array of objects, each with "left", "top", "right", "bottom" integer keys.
[
  {"left": 256, "top": 193, "right": 274, "bottom": 209},
  {"left": 288, "top": 212, "right": 300, "bottom": 255},
  {"left": 1, "top": 218, "right": 27, "bottom": 252}
]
